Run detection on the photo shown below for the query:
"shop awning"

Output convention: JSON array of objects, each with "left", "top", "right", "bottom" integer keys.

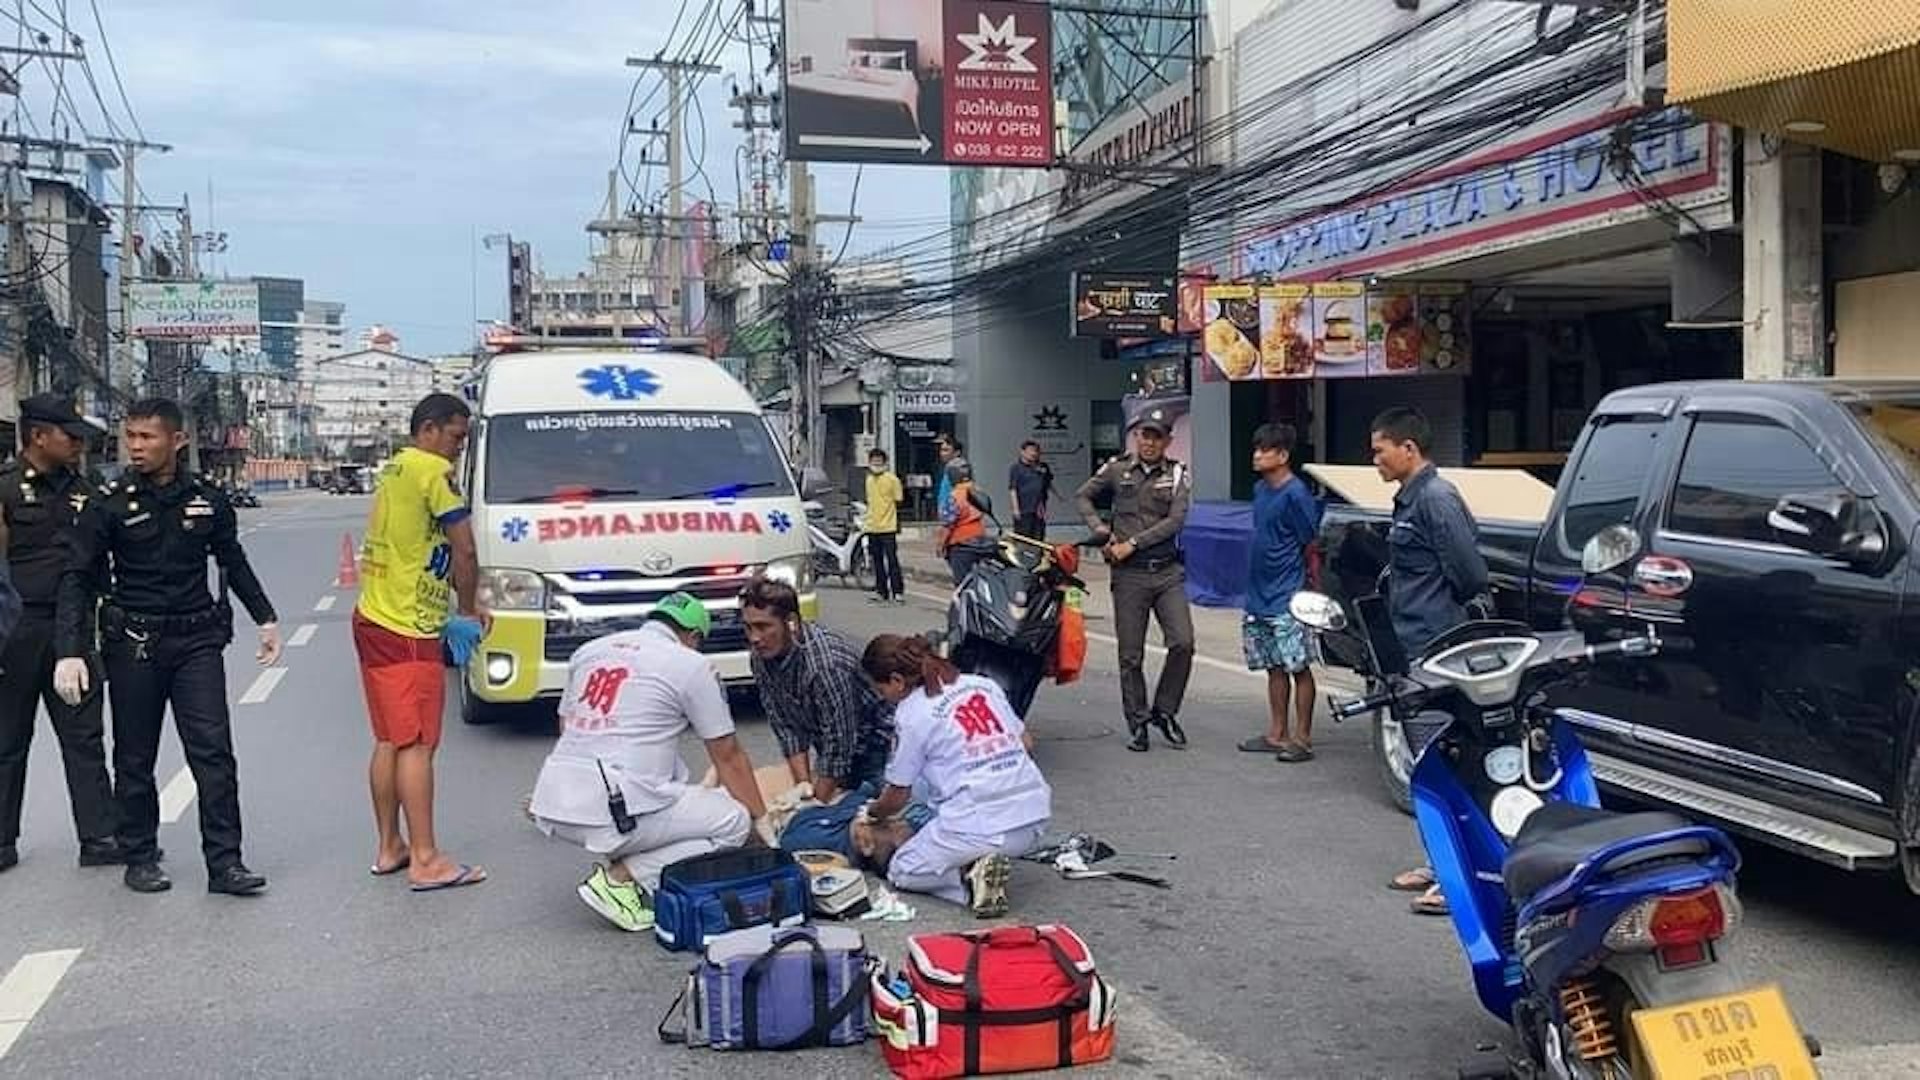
[{"left": 1669, "top": 0, "right": 1920, "bottom": 162}]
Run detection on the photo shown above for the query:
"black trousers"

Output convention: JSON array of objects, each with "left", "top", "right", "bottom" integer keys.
[
  {"left": 104, "top": 621, "right": 245, "bottom": 871},
  {"left": 868, "top": 532, "right": 904, "bottom": 599},
  {"left": 1013, "top": 513, "right": 1047, "bottom": 541},
  {"left": 0, "top": 610, "right": 115, "bottom": 846}
]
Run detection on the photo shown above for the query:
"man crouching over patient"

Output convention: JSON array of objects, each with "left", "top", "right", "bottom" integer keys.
[{"left": 528, "top": 593, "right": 771, "bottom": 932}]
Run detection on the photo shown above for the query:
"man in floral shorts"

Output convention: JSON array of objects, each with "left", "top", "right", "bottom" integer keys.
[{"left": 1237, "top": 424, "right": 1322, "bottom": 763}]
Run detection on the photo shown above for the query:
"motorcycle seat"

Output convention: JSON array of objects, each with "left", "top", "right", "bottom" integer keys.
[{"left": 1502, "top": 802, "right": 1702, "bottom": 902}]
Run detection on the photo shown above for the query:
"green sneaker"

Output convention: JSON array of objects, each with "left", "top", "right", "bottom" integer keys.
[{"left": 577, "top": 864, "right": 654, "bottom": 932}]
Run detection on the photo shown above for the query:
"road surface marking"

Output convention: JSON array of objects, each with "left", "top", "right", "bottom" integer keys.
[
  {"left": 288, "top": 624, "right": 318, "bottom": 648},
  {"left": 907, "top": 589, "right": 1257, "bottom": 680},
  {"left": 158, "top": 768, "right": 197, "bottom": 824},
  {"left": 0, "top": 948, "right": 82, "bottom": 1060},
  {"left": 314, "top": 595, "right": 336, "bottom": 612},
  {"left": 239, "top": 667, "right": 288, "bottom": 706}
]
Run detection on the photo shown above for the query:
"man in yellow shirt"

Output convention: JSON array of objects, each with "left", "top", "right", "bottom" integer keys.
[
  {"left": 353, "top": 393, "right": 487, "bottom": 891},
  {"left": 863, "top": 448, "right": 905, "bottom": 604}
]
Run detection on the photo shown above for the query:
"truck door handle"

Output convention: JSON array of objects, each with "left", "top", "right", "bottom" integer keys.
[{"left": 1632, "top": 556, "right": 1694, "bottom": 598}]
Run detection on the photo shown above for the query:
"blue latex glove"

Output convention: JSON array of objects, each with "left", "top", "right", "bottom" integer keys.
[{"left": 442, "top": 616, "right": 485, "bottom": 668}]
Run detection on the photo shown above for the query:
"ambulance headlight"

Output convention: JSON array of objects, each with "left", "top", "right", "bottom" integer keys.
[
  {"left": 764, "top": 555, "right": 814, "bottom": 591},
  {"left": 478, "top": 568, "right": 547, "bottom": 611}
]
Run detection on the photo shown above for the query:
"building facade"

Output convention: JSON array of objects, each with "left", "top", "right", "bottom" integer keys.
[
  {"left": 252, "top": 276, "right": 305, "bottom": 370},
  {"left": 309, "top": 347, "right": 434, "bottom": 461}
]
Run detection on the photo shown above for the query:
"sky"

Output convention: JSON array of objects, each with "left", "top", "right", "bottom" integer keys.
[{"left": 78, "top": 0, "right": 949, "bottom": 354}]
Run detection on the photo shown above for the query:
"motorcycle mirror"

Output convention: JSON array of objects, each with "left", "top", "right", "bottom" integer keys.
[
  {"left": 1288, "top": 591, "right": 1348, "bottom": 632},
  {"left": 1580, "top": 524, "right": 1642, "bottom": 576}
]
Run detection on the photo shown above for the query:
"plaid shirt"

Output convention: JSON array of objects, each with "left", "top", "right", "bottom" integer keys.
[{"left": 751, "top": 624, "right": 892, "bottom": 784}]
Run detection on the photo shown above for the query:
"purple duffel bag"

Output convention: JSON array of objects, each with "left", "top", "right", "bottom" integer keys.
[{"left": 658, "top": 923, "right": 871, "bottom": 1051}]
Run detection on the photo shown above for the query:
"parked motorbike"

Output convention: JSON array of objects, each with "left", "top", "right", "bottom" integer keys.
[
  {"left": 939, "top": 491, "right": 1092, "bottom": 717},
  {"left": 804, "top": 497, "right": 873, "bottom": 590},
  {"left": 1291, "top": 525, "right": 1818, "bottom": 1080},
  {"left": 227, "top": 485, "right": 261, "bottom": 509}
]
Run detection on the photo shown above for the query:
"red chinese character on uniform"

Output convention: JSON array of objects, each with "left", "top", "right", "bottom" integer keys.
[
  {"left": 953, "top": 692, "right": 1005, "bottom": 740},
  {"left": 581, "top": 665, "right": 630, "bottom": 715}
]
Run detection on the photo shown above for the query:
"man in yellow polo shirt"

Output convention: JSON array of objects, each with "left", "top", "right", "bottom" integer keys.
[
  {"left": 863, "top": 448, "right": 905, "bottom": 603},
  {"left": 354, "top": 393, "right": 487, "bottom": 892}
]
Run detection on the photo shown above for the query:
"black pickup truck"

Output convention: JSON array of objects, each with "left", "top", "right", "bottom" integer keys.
[{"left": 1318, "top": 379, "right": 1920, "bottom": 894}]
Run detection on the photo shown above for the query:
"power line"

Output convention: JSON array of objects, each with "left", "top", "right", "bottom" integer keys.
[{"left": 84, "top": 0, "right": 140, "bottom": 139}]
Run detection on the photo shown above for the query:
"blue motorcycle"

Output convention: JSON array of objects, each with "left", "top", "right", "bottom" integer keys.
[{"left": 1291, "top": 527, "right": 1817, "bottom": 1079}]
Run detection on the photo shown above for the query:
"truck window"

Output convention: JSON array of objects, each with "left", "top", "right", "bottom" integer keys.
[
  {"left": 1667, "top": 417, "right": 1840, "bottom": 544},
  {"left": 483, "top": 409, "right": 794, "bottom": 504},
  {"left": 1558, "top": 417, "right": 1663, "bottom": 557}
]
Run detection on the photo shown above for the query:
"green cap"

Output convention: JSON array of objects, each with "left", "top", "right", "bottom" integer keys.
[{"left": 652, "top": 592, "right": 711, "bottom": 637}]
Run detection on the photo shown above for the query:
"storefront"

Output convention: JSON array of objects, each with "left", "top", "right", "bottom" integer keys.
[
  {"left": 892, "top": 388, "right": 957, "bottom": 522},
  {"left": 1177, "top": 2, "right": 1742, "bottom": 504}
]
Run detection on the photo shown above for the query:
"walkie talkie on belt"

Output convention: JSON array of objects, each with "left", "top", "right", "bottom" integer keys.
[{"left": 597, "top": 759, "right": 636, "bottom": 834}]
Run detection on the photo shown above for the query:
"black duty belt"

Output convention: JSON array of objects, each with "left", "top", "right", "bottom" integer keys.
[
  {"left": 1118, "top": 548, "right": 1183, "bottom": 574},
  {"left": 103, "top": 603, "right": 228, "bottom": 633}
]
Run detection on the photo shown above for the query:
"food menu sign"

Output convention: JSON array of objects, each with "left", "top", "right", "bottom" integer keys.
[
  {"left": 1201, "top": 280, "right": 1472, "bottom": 380},
  {"left": 1071, "top": 272, "right": 1176, "bottom": 339},
  {"left": 1201, "top": 285, "right": 1262, "bottom": 380}
]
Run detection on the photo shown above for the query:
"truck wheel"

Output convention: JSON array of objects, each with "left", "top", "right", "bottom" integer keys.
[
  {"left": 458, "top": 679, "right": 503, "bottom": 726},
  {"left": 1371, "top": 705, "right": 1415, "bottom": 815}
]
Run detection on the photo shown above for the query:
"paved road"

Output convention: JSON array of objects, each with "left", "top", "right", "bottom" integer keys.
[{"left": 3, "top": 493, "right": 1918, "bottom": 1078}]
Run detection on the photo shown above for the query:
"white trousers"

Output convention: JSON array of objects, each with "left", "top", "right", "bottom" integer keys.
[
  {"left": 540, "top": 785, "right": 749, "bottom": 891},
  {"left": 888, "top": 817, "right": 1047, "bottom": 905}
]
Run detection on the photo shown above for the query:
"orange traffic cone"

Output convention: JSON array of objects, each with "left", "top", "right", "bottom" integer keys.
[{"left": 336, "top": 533, "right": 360, "bottom": 588}]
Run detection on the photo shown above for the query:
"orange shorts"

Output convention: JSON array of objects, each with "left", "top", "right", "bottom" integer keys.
[{"left": 352, "top": 611, "right": 447, "bottom": 749}]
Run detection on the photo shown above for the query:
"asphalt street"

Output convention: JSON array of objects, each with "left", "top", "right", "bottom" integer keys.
[{"left": 3, "top": 492, "right": 1919, "bottom": 1078}]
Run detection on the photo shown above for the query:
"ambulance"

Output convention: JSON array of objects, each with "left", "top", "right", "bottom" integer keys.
[{"left": 458, "top": 339, "right": 820, "bottom": 724}]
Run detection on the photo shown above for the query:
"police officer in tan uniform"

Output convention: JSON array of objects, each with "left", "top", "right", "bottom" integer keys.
[{"left": 1075, "top": 408, "right": 1194, "bottom": 753}]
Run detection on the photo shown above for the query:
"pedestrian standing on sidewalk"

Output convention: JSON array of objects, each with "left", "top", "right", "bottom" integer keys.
[
  {"left": 863, "top": 448, "right": 905, "bottom": 604},
  {"left": 1237, "top": 423, "right": 1323, "bottom": 763},
  {"left": 939, "top": 471, "right": 990, "bottom": 584},
  {"left": 1007, "top": 440, "right": 1053, "bottom": 540},
  {"left": 1369, "top": 405, "right": 1489, "bottom": 917},
  {"left": 740, "top": 576, "right": 895, "bottom": 803},
  {"left": 353, "top": 393, "right": 489, "bottom": 892},
  {"left": 53, "top": 397, "right": 281, "bottom": 896},
  {"left": 1074, "top": 407, "right": 1194, "bottom": 753},
  {"left": 0, "top": 395, "right": 114, "bottom": 873},
  {"left": 933, "top": 436, "right": 971, "bottom": 526}
]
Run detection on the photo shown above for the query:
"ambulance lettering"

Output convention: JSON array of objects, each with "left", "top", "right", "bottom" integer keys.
[{"left": 532, "top": 511, "right": 768, "bottom": 542}]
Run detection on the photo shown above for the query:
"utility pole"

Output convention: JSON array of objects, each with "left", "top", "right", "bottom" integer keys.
[
  {"left": 106, "top": 136, "right": 171, "bottom": 462},
  {"left": 624, "top": 56, "right": 721, "bottom": 335}
]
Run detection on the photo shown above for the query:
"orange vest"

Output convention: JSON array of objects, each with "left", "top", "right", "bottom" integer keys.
[{"left": 944, "top": 481, "right": 988, "bottom": 548}]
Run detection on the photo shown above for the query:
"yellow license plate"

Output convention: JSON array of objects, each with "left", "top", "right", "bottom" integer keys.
[{"left": 1630, "top": 984, "right": 1819, "bottom": 1080}]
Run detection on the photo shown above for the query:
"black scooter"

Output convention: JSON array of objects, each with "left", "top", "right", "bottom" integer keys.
[{"left": 936, "top": 491, "right": 1093, "bottom": 716}]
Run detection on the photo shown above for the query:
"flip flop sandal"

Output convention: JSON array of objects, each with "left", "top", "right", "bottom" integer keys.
[
  {"left": 370, "top": 855, "right": 412, "bottom": 877},
  {"left": 411, "top": 864, "right": 488, "bottom": 892},
  {"left": 1238, "top": 736, "right": 1288, "bottom": 753},
  {"left": 1274, "top": 745, "right": 1315, "bottom": 763},
  {"left": 1409, "top": 890, "right": 1450, "bottom": 917},
  {"left": 1389, "top": 867, "right": 1436, "bottom": 892}
]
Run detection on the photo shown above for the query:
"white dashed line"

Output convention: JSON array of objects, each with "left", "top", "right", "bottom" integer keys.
[
  {"left": 157, "top": 768, "right": 196, "bottom": 824},
  {"left": 0, "top": 948, "right": 82, "bottom": 1060},
  {"left": 238, "top": 667, "right": 288, "bottom": 706},
  {"left": 288, "top": 624, "right": 318, "bottom": 648},
  {"left": 906, "top": 588, "right": 1258, "bottom": 679},
  {"left": 313, "top": 595, "right": 336, "bottom": 612}
]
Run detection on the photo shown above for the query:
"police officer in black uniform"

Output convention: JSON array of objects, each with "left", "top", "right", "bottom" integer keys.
[
  {"left": 54, "top": 397, "right": 282, "bottom": 895},
  {"left": 0, "top": 394, "right": 119, "bottom": 872}
]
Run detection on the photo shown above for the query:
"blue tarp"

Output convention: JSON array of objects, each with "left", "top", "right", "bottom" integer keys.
[{"left": 1181, "top": 501, "right": 1253, "bottom": 609}]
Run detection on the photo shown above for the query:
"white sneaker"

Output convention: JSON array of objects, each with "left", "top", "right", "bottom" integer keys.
[{"left": 966, "top": 854, "right": 1012, "bottom": 919}]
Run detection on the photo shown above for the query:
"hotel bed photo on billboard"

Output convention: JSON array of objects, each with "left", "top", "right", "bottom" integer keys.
[{"left": 784, "top": 0, "right": 942, "bottom": 159}]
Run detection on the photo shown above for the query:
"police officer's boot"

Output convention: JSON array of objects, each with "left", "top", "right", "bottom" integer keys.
[
  {"left": 1151, "top": 711, "right": 1188, "bottom": 748},
  {"left": 1126, "top": 717, "right": 1150, "bottom": 753},
  {"left": 124, "top": 861, "right": 171, "bottom": 893}
]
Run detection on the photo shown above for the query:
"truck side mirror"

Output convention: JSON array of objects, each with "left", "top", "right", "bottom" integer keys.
[{"left": 1769, "top": 491, "right": 1886, "bottom": 565}]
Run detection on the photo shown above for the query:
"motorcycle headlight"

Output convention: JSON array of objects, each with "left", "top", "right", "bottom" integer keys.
[
  {"left": 478, "top": 568, "right": 547, "bottom": 611},
  {"left": 764, "top": 554, "right": 814, "bottom": 591}
]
